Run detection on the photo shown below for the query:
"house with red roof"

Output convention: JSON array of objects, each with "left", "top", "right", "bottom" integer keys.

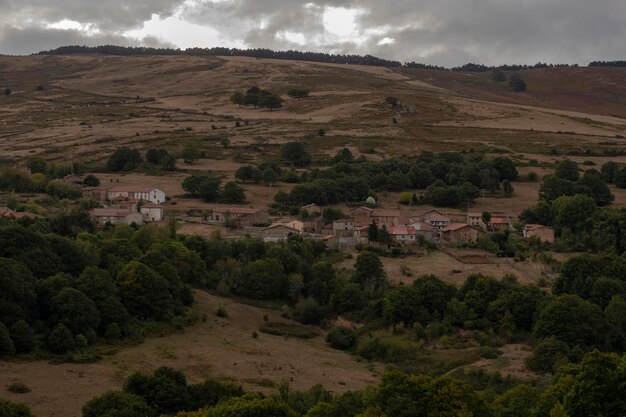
[{"left": 490, "top": 216, "right": 513, "bottom": 231}]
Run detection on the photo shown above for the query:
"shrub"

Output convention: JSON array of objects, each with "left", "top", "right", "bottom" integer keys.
[
  {"left": 357, "top": 337, "right": 389, "bottom": 361},
  {"left": 0, "top": 322, "right": 15, "bottom": 355},
  {"left": 10, "top": 320, "right": 35, "bottom": 353},
  {"left": 292, "top": 298, "right": 331, "bottom": 325},
  {"left": 326, "top": 326, "right": 357, "bottom": 350},
  {"left": 259, "top": 322, "right": 320, "bottom": 339},
  {"left": 7, "top": 382, "right": 30, "bottom": 393},
  {"left": 216, "top": 304, "right": 229, "bottom": 318}
]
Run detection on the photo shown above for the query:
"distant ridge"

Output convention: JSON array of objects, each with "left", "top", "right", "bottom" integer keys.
[{"left": 35, "top": 45, "right": 613, "bottom": 71}]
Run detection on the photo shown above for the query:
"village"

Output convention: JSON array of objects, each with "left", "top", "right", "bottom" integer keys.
[{"left": 75, "top": 173, "right": 555, "bottom": 248}]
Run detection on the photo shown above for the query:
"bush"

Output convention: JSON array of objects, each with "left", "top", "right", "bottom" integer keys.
[
  {"left": 216, "top": 304, "right": 229, "bottom": 318},
  {"left": 292, "top": 298, "right": 331, "bottom": 325},
  {"left": 7, "top": 382, "right": 30, "bottom": 394},
  {"left": 106, "top": 147, "right": 142, "bottom": 171},
  {"left": 259, "top": 322, "right": 320, "bottom": 339},
  {"left": 326, "top": 326, "right": 357, "bottom": 350},
  {"left": 357, "top": 337, "right": 389, "bottom": 361},
  {"left": 0, "top": 322, "right": 15, "bottom": 355}
]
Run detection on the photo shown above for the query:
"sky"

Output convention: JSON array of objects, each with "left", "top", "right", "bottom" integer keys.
[{"left": 1, "top": 0, "right": 625, "bottom": 67}]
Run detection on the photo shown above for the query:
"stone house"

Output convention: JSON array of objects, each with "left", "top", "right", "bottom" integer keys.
[
  {"left": 490, "top": 216, "right": 513, "bottom": 231},
  {"left": 409, "top": 221, "right": 436, "bottom": 242},
  {"left": 140, "top": 203, "right": 164, "bottom": 222},
  {"left": 391, "top": 226, "right": 417, "bottom": 244},
  {"left": 424, "top": 212, "right": 452, "bottom": 230},
  {"left": 467, "top": 212, "right": 487, "bottom": 230},
  {"left": 89, "top": 208, "right": 144, "bottom": 226},
  {"left": 441, "top": 223, "right": 484, "bottom": 245},
  {"left": 333, "top": 218, "right": 355, "bottom": 237},
  {"left": 523, "top": 224, "right": 555, "bottom": 243},
  {"left": 262, "top": 223, "right": 300, "bottom": 242},
  {"left": 211, "top": 207, "right": 269, "bottom": 227}
]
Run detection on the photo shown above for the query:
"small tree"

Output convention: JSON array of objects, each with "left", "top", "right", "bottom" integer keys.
[
  {"left": 230, "top": 91, "right": 244, "bottom": 106},
  {"left": 287, "top": 88, "right": 310, "bottom": 99},
  {"left": 106, "top": 147, "right": 142, "bottom": 172},
  {"left": 259, "top": 94, "right": 283, "bottom": 111},
  {"left": 367, "top": 223, "right": 379, "bottom": 243},
  {"left": 502, "top": 180, "right": 514, "bottom": 196},
  {"left": 10, "top": 320, "right": 35, "bottom": 353},
  {"left": 220, "top": 182, "right": 246, "bottom": 204},
  {"left": 220, "top": 137, "right": 231, "bottom": 148},
  {"left": 492, "top": 70, "right": 506, "bottom": 82},
  {"left": 182, "top": 143, "right": 201, "bottom": 164},
  {"left": 509, "top": 74, "right": 527, "bottom": 92},
  {"left": 281, "top": 142, "right": 311, "bottom": 167},
  {"left": 4, "top": 88, "right": 11, "bottom": 96},
  {"left": 82, "top": 174, "right": 100, "bottom": 187},
  {"left": 48, "top": 323, "right": 75, "bottom": 354}
]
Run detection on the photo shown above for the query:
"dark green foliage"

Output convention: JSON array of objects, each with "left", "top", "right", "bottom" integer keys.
[
  {"left": 50, "top": 287, "right": 100, "bottom": 335},
  {"left": 259, "top": 93, "right": 283, "bottom": 110},
  {"left": 533, "top": 294, "right": 606, "bottom": 348},
  {"left": 602, "top": 161, "right": 619, "bottom": 183},
  {"left": 26, "top": 156, "right": 47, "bottom": 174},
  {"left": 353, "top": 251, "right": 387, "bottom": 294},
  {"left": 0, "top": 399, "right": 33, "bottom": 417},
  {"left": 332, "top": 148, "right": 354, "bottom": 164},
  {"left": 579, "top": 169, "right": 614, "bottom": 206},
  {"left": 555, "top": 254, "right": 626, "bottom": 299},
  {"left": 552, "top": 194, "right": 596, "bottom": 230},
  {"left": 82, "top": 174, "right": 100, "bottom": 187},
  {"left": 508, "top": 74, "right": 527, "bottom": 92},
  {"left": 219, "top": 182, "right": 246, "bottom": 204},
  {"left": 235, "top": 258, "right": 287, "bottom": 299},
  {"left": 281, "top": 142, "right": 311, "bottom": 167},
  {"left": 235, "top": 165, "right": 263, "bottom": 183},
  {"left": 0, "top": 321, "right": 16, "bottom": 355},
  {"left": 555, "top": 160, "right": 580, "bottom": 181},
  {"left": 526, "top": 336, "right": 571, "bottom": 374},
  {"left": 82, "top": 391, "right": 154, "bottom": 417},
  {"left": 9, "top": 320, "right": 34, "bottom": 353},
  {"left": 47, "top": 323, "right": 75, "bottom": 354},
  {"left": 182, "top": 175, "right": 222, "bottom": 201},
  {"left": 326, "top": 326, "right": 357, "bottom": 350},
  {"left": 287, "top": 88, "right": 310, "bottom": 99},
  {"left": 292, "top": 298, "right": 331, "bottom": 325},
  {"left": 106, "top": 147, "right": 142, "bottom": 172},
  {"left": 492, "top": 69, "right": 507, "bottom": 82},
  {"left": 117, "top": 261, "right": 175, "bottom": 320},
  {"left": 383, "top": 275, "right": 456, "bottom": 326}
]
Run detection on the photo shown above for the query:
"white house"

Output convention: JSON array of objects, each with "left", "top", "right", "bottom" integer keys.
[
  {"left": 140, "top": 203, "right": 164, "bottom": 222},
  {"left": 106, "top": 186, "right": 166, "bottom": 204}
]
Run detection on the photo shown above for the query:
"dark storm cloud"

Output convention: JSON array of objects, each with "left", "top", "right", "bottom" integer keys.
[{"left": 1, "top": 0, "right": 626, "bottom": 66}]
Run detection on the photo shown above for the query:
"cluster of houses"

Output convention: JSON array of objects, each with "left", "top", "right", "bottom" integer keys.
[
  {"left": 86, "top": 186, "right": 166, "bottom": 226},
  {"left": 209, "top": 203, "right": 555, "bottom": 246},
  {"left": 75, "top": 176, "right": 166, "bottom": 226}
]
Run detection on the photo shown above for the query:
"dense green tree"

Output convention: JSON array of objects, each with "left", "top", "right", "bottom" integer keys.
[
  {"left": 82, "top": 391, "right": 154, "bottom": 417},
  {"left": 494, "top": 384, "right": 539, "bottom": 417},
  {"left": 539, "top": 175, "right": 576, "bottom": 202},
  {"left": 82, "top": 174, "right": 101, "bottom": 187},
  {"left": 281, "top": 142, "right": 311, "bottom": 167},
  {"left": 552, "top": 194, "right": 596, "bottom": 231},
  {"left": 0, "top": 398, "right": 33, "bottom": 417},
  {"left": 235, "top": 259, "right": 287, "bottom": 299},
  {"left": 117, "top": 261, "right": 175, "bottom": 320},
  {"left": 182, "top": 175, "right": 222, "bottom": 201},
  {"left": 555, "top": 160, "right": 580, "bottom": 181},
  {"left": 326, "top": 326, "right": 357, "bottom": 350},
  {"left": 526, "top": 336, "right": 571, "bottom": 374},
  {"left": 353, "top": 251, "right": 387, "bottom": 294},
  {"left": 508, "top": 74, "right": 527, "bottom": 92},
  {"left": 50, "top": 287, "right": 100, "bottom": 335},
  {"left": 493, "top": 157, "right": 518, "bottom": 181},
  {"left": 219, "top": 182, "right": 246, "bottom": 204},
  {"left": 309, "top": 261, "right": 337, "bottom": 305},
  {"left": 333, "top": 148, "right": 354, "bottom": 164},
  {"left": 533, "top": 294, "right": 606, "bottom": 348},
  {"left": 578, "top": 169, "right": 614, "bottom": 206},
  {"left": 0, "top": 321, "right": 16, "bottom": 355},
  {"left": 47, "top": 323, "right": 75, "bottom": 353},
  {"left": 259, "top": 93, "right": 283, "bottom": 110},
  {"left": 0, "top": 257, "right": 37, "bottom": 326},
  {"left": 106, "top": 147, "right": 142, "bottom": 171},
  {"left": 288, "top": 88, "right": 310, "bottom": 99},
  {"left": 605, "top": 295, "right": 626, "bottom": 351},
  {"left": 602, "top": 161, "right": 619, "bottom": 183},
  {"left": 614, "top": 166, "right": 626, "bottom": 188},
  {"left": 9, "top": 320, "right": 34, "bottom": 353}
]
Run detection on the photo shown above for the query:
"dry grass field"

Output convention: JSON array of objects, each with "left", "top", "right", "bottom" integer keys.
[{"left": 0, "top": 291, "right": 382, "bottom": 417}]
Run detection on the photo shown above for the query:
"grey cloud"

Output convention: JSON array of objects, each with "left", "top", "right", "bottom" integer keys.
[{"left": 1, "top": 0, "right": 626, "bottom": 65}]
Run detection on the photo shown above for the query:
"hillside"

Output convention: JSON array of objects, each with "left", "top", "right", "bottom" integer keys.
[{"left": 1, "top": 54, "right": 625, "bottom": 167}]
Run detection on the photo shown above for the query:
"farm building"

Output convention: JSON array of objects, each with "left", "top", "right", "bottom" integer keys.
[
  {"left": 211, "top": 207, "right": 269, "bottom": 227},
  {"left": 523, "top": 224, "right": 555, "bottom": 242},
  {"left": 441, "top": 223, "right": 484, "bottom": 245}
]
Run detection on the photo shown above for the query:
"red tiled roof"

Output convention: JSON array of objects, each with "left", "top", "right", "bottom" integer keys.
[
  {"left": 412, "top": 222, "right": 434, "bottom": 231},
  {"left": 442, "top": 223, "right": 475, "bottom": 232},
  {"left": 391, "top": 226, "right": 416, "bottom": 235},
  {"left": 491, "top": 217, "right": 512, "bottom": 224}
]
